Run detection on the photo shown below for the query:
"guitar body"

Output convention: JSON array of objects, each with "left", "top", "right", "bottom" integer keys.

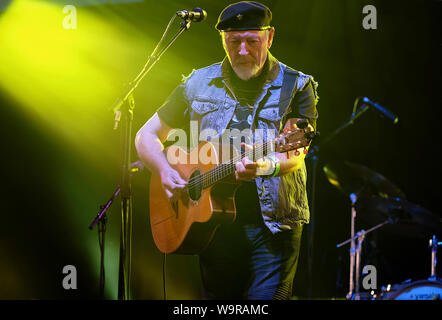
[
  {"left": 149, "top": 141, "right": 239, "bottom": 254},
  {"left": 148, "top": 122, "right": 316, "bottom": 254}
]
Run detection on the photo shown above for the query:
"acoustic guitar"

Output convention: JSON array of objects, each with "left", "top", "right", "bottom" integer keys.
[{"left": 149, "top": 119, "right": 317, "bottom": 254}]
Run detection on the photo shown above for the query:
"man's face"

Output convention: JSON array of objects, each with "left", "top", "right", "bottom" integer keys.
[{"left": 222, "top": 28, "right": 274, "bottom": 81}]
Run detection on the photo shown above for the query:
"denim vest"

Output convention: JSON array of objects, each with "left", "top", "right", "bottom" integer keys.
[{"left": 182, "top": 56, "right": 316, "bottom": 233}]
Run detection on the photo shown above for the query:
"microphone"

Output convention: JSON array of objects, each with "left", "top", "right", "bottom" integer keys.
[
  {"left": 176, "top": 8, "right": 207, "bottom": 22},
  {"left": 361, "top": 97, "right": 399, "bottom": 124}
]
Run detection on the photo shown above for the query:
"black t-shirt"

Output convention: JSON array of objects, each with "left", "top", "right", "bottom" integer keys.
[{"left": 157, "top": 68, "right": 318, "bottom": 131}]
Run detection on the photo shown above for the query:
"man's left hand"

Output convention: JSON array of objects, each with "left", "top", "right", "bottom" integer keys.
[{"left": 234, "top": 143, "right": 271, "bottom": 181}]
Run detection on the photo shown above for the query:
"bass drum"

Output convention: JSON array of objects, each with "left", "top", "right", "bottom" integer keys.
[{"left": 379, "top": 280, "right": 442, "bottom": 300}]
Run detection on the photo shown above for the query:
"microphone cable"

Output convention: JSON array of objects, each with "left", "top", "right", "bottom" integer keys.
[{"left": 163, "top": 252, "right": 167, "bottom": 300}]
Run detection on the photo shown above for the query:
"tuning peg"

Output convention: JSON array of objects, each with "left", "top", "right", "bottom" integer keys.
[{"left": 296, "top": 119, "right": 309, "bottom": 129}]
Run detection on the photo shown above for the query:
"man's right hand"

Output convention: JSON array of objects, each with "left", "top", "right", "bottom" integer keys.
[{"left": 159, "top": 168, "right": 188, "bottom": 199}]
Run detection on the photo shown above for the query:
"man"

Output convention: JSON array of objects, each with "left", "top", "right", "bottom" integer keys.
[{"left": 135, "top": 1, "right": 318, "bottom": 299}]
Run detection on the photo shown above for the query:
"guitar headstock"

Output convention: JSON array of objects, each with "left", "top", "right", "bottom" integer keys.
[{"left": 275, "top": 119, "right": 318, "bottom": 154}]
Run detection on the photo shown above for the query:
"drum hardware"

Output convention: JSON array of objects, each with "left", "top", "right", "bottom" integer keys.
[
  {"left": 304, "top": 97, "right": 384, "bottom": 298},
  {"left": 373, "top": 235, "right": 442, "bottom": 300},
  {"left": 325, "top": 161, "right": 442, "bottom": 299},
  {"left": 323, "top": 161, "right": 406, "bottom": 200},
  {"left": 337, "top": 218, "right": 393, "bottom": 300},
  {"left": 338, "top": 194, "right": 442, "bottom": 300},
  {"left": 429, "top": 235, "right": 442, "bottom": 280},
  {"left": 324, "top": 161, "right": 406, "bottom": 300},
  {"left": 355, "top": 196, "right": 442, "bottom": 238},
  {"left": 377, "top": 279, "right": 442, "bottom": 300}
]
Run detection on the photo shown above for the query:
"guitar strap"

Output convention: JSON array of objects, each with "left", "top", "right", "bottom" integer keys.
[
  {"left": 278, "top": 69, "right": 299, "bottom": 118},
  {"left": 258, "top": 69, "right": 300, "bottom": 197}
]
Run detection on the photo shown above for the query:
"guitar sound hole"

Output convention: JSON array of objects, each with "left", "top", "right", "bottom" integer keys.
[{"left": 189, "top": 170, "right": 202, "bottom": 201}]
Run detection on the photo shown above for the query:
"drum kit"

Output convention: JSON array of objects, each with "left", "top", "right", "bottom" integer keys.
[{"left": 323, "top": 161, "right": 442, "bottom": 300}]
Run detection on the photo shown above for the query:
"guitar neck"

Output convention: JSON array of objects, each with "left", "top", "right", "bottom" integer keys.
[
  {"left": 198, "top": 140, "right": 274, "bottom": 189},
  {"left": 186, "top": 123, "right": 314, "bottom": 191}
]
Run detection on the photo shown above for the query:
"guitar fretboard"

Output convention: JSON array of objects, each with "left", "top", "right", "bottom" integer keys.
[{"left": 187, "top": 140, "right": 274, "bottom": 191}]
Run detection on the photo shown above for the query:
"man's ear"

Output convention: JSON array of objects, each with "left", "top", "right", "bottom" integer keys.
[
  {"left": 219, "top": 31, "right": 228, "bottom": 51},
  {"left": 267, "top": 27, "right": 275, "bottom": 49}
]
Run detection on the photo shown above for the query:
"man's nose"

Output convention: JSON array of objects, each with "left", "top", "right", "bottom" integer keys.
[{"left": 238, "top": 41, "right": 249, "bottom": 55}]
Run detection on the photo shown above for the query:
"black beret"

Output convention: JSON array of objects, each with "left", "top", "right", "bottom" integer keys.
[{"left": 215, "top": 1, "right": 272, "bottom": 31}]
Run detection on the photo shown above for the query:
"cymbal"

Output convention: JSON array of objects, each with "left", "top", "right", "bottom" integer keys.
[
  {"left": 323, "top": 161, "right": 406, "bottom": 199},
  {"left": 355, "top": 196, "right": 442, "bottom": 238}
]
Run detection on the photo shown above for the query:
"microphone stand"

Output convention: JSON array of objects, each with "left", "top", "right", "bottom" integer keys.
[
  {"left": 310, "top": 102, "right": 369, "bottom": 151},
  {"left": 89, "top": 162, "right": 145, "bottom": 299},
  {"left": 305, "top": 101, "right": 370, "bottom": 298},
  {"left": 110, "top": 14, "right": 194, "bottom": 300},
  {"left": 89, "top": 186, "right": 121, "bottom": 299}
]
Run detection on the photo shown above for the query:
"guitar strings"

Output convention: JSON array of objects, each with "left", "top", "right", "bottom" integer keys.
[
  {"left": 186, "top": 141, "right": 268, "bottom": 188},
  {"left": 187, "top": 140, "right": 272, "bottom": 189},
  {"left": 186, "top": 151, "right": 251, "bottom": 189},
  {"left": 187, "top": 130, "right": 309, "bottom": 189},
  {"left": 185, "top": 128, "right": 310, "bottom": 191},
  {"left": 186, "top": 140, "right": 272, "bottom": 190}
]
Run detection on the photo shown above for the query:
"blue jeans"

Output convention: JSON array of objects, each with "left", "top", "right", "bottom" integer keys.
[{"left": 199, "top": 200, "right": 303, "bottom": 300}]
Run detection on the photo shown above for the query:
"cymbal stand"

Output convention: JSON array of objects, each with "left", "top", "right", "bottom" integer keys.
[
  {"left": 348, "top": 193, "right": 357, "bottom": 299},
  {"left": 429, "top": 235, "right": 442, "bottom": 280},
  {"left": 337, "top": 219, "right": 390, "bottom": 300},
  {"left": 305, "top": 102, "right": 370, "bottom": 297}
]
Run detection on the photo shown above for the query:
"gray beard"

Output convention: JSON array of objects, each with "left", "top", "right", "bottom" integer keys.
[{"left": 232, "top": 65, "right": 260, "bottom": 81}]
